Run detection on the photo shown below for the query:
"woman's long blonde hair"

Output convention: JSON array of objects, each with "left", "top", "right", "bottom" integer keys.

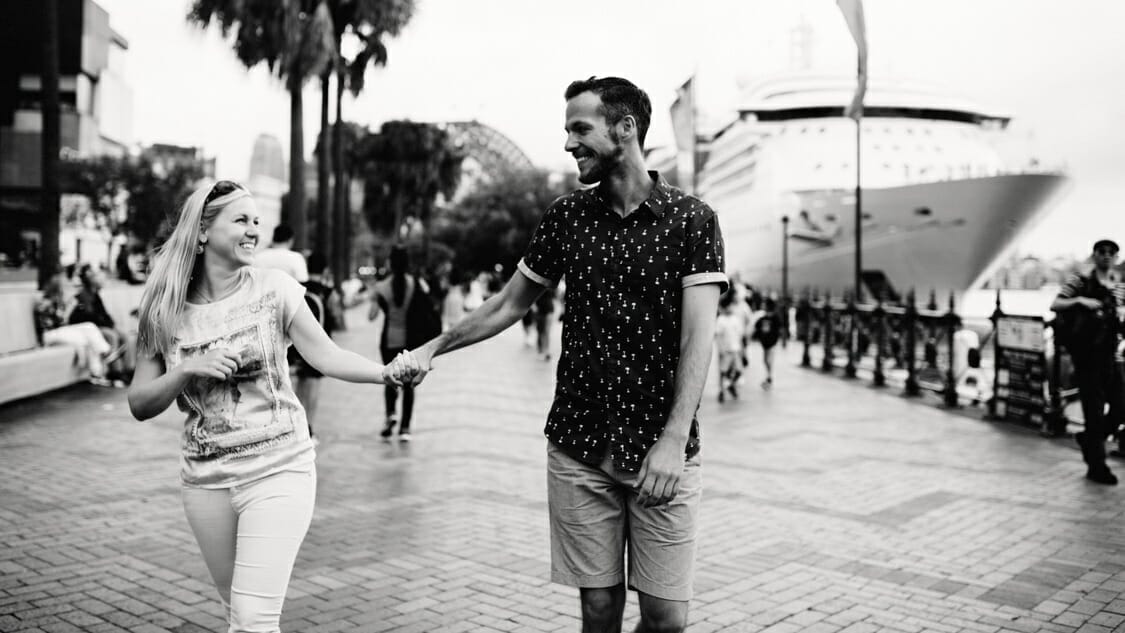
[{"left": 136, "top": 180, "right": 250, "bottom": 356}]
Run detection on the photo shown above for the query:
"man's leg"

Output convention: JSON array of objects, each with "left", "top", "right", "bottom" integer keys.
[
  {"left": 546, "top": 443, "right": 627, "bottom": 632},
  {"left": 625, "top": 454, "right": 702, "bottom": 633},
  {"left": 580, "top": 585, "right": 626, "bottom": 633},
  {"left": 635, "top": 593, "right": 689, "bottom": 633}
]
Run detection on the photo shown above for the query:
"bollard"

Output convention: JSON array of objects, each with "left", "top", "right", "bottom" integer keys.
[
  {"left": 821, "top": 292, "right": 835, "bottom": 373},
  {"left": 942, "top": 292, "right": 959, "bottom": 407},
  {"left": 844, "top": 292, "right": 858, "bottom": 378},
  {"left": 904, "top": 289, "right": 921, "bottom": 396},
  {"left": 800, "top": 294, "right": 812, "bottom": 368},
  {"left": 873, "top": 294, "right": 886, "bottom": 387}
]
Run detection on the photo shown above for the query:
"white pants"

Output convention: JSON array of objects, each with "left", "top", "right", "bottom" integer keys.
[
  {"left": 181, "top": 468, "right": 316, "bottom": 633},
  {"left": 42, "top": 322, "right": 110, "bottom": 376}
]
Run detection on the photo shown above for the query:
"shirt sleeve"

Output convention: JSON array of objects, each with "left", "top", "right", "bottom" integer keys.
[
  {"left": 681, "top": 204, "right": 729, "bottom": 293},
  {"left": 518, "top": 200, "right": 568, "bottom": 288},
  {"left": 271, "top": 269, "right": 307, "bottom": 331},
  {"left": 1056, "top": 274, "right": 1083, "bottom": 300},
  {"left": 292, "top": 253, "right": 309, "bottom": 283}
]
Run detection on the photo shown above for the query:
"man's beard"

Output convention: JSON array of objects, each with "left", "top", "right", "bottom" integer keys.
[{"left": 578, "top": 142, "right": 625, "bottom": 185}]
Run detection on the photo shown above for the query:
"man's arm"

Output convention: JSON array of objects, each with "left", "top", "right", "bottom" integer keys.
[
  {"left": 408, "top": 270, "right": 547, "bottom": 384},
  {"left": 635, "top": 282, "right": 721, "bottom": 507}
]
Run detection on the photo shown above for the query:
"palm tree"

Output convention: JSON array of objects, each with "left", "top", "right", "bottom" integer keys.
[
  {"left": 188, "top": 0, "right": 336, "bottom": 251},
  {"left": 39, "top": 0, "right": 61, "bottom": 289},
  {"left": 322, "top": 0, "right": 414, "bottom": 283}
]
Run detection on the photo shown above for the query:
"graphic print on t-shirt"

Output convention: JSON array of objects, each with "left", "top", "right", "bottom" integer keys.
[{"left": 178, "top": 320, "right": 293, "bottom": 459}]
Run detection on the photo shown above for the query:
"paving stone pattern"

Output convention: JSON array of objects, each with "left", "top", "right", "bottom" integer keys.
[{"left": 2, "top": 308, "right": 1125, "bottom": 632}]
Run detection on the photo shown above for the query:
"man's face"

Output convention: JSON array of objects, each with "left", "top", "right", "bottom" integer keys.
[
  {"left": 1094, "top": 245, "right": 1119, "bottom": 271},
  {"left": 564, "top": 91, "right": 625, "bottom": 185}
]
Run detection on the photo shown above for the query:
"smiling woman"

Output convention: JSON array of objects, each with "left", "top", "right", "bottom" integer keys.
[{"left": 124, "top": 179, "right": 405, "bottom": 630}]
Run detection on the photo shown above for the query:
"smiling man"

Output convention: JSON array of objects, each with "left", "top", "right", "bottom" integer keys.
[{"left": 395, "top": 76, "right": 727, "bottom": 632}]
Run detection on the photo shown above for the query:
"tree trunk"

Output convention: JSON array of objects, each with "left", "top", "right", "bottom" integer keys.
[
  {"left": 331, "top": 66, "right": 348, "bottom": 285},
  {"left": 39, "top": 0, "right": 61, "bottom": 289},
  {"left": 315, "top": 71, "right": 332, "bottom": 259},
  {"left": 289, "top": 86, "right": 307, "bottom": 251}
]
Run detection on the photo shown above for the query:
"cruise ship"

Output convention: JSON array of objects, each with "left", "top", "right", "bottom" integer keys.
[{"left": 683, "top": 72, "right": 1068, "bottom": 305}]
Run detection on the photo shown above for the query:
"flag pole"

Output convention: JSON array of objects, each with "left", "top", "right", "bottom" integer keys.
[{"left": 854, "top": 54, "right": 863, "bottom": 304}]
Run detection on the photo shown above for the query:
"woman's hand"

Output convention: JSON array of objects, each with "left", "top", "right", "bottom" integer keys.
[
  {"left": 384, "top": 350, "right": 420, "bottom": 387},
  {"left": 179, "top": 348, "right": 241, "bottom": 381}
]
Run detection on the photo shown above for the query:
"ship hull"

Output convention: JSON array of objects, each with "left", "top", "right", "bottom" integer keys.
[{"left": 720, "top": 173, "right": 1068, "bottom": 303}]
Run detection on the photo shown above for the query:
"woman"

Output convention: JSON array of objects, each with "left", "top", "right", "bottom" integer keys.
[
  {"left": 34, "top": 273, "right": 116, "bottom": 383},
  {"left": 753, "top": 297, "right": 783, "bottom": 389},
  {"left": 368, "top": 245, "right": 431, "bottom": 441},
  {"left": 127, "top": 180, "right": 408, "bottom": 631},
  {"left": 70, "top": 263, "right": 129, "bottom": 380}
]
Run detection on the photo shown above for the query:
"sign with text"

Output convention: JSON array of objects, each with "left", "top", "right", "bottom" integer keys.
[{"left": 994, "top": 316, "right": 1047, "bottom": 426}]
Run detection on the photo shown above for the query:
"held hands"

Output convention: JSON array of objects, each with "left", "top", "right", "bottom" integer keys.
[
  {"left": 180, "top": 348, "right": 241, "bottom": 381},
  {"left": 635, "top": 436, "right": 686, "bottom": 508},
  {"left": 382, "top": 345, "right": 435, "bottom": 387}
]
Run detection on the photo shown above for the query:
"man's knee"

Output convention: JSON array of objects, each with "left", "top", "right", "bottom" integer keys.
[
  {"left": 637, "top": 594, "right": 689, "bottom": 633},
  {"left": 580, "top": 586, "right": 625, "bottom": 624}
]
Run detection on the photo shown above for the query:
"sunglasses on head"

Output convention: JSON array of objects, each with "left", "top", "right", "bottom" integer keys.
[{"left": 204, "top": 180, "right": 243, "bottom": 206}]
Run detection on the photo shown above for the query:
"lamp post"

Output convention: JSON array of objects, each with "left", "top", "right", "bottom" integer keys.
[{"left": 782, "top": 215, "right": 790, "bottom": 347}]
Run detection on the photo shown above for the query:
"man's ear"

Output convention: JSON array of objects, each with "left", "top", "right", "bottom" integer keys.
[{"left": 617, "top": 115, "right": 637, "bottom": 143}]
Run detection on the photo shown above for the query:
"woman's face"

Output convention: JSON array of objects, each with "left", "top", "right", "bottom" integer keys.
[{"left": 201, "top": 197, "right": 260, "bottom": 268}]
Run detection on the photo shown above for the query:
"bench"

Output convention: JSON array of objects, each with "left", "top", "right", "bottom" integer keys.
[{"left": 0, "top": 282, "right": 142, "bottom": 407}]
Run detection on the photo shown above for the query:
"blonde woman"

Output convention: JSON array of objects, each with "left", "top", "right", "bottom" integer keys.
[{"left": 127, "top": 180, "right": 412, "bottom": 631}]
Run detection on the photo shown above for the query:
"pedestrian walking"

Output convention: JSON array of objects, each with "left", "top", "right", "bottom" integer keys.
[
  {"left": 295, "top": 252, "right": 344, "bottom": 436},
  {"left": 368, "top": 244, "right": 441, "bottom": 441},
  {"left": 254, "top": 224, "right": 308, "bottom": 282},
  {"left": 753, "top": 297, "right": 782, "bottom": 389},
  {"left": 388, "top": 76, "right": 726, "bottom": 633},
  {"left": 127, "top": 180, "right": 402, "bottom": 631},
  {"left": 534, "top": 286, "right": 557, "bottom": 360},
  {"left": 715, "top": 290, "right": 746, "bottom": 401},
  {"left": 1051, "top": 238, "right": 1125, "bottom": 485}
]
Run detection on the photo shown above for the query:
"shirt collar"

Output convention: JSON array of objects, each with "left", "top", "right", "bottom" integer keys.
[{"left": 592, "top": 171, "right": 674, "bottom": 218}]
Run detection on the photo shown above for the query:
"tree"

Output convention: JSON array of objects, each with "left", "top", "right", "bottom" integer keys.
[
  {"left": 353, "top": 121, "right": 463, "bottom": 244},
  {"left": 323, "top": 0, "right": 415, "bottom": 283},
  {"left": 430, "top": 169, "right": 575, "bottom": 276},
  {"left": 39, "top": 0, "right": 61, "bottom": 289},
  {"left": 188, "top": 0, "right": 336, "bottom": 251}
]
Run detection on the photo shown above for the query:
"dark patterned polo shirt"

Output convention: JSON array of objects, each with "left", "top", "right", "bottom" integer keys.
[{"left": 517, "top": 171, "right": 727, "bottom": 472}]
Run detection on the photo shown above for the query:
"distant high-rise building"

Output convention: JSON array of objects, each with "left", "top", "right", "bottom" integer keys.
[
  {"left": 249, "top": 133, "right": 286, "bottom": 182},
  {"left": 0, "top": 0, "right": 133, "bottom": 263}
]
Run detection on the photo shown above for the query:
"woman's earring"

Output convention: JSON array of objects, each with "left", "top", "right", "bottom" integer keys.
[{"left": 196, "top": 243, "right": 205, "bottom": 255}]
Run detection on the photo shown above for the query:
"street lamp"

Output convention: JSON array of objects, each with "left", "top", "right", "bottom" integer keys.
[{"left": 782, "top": 215, "right": 790, "bottom": 346}]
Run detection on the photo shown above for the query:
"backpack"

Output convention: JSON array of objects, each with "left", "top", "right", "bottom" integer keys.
[{"left": 405, "top": 276, "right": 443, "bottom": 349}]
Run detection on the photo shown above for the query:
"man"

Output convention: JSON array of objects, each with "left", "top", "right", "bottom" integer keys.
[
  {"left": 1052, "top": 239, "right": 1125, "bottom": 485},
  {"left": 391, "top": 76, "right": 726, "bottom": 632},
  {"left": 254, "top": 224, "right": 308, "bottom": 282}
]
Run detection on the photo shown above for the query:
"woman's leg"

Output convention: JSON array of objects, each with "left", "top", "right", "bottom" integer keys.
[
  {"left": 182, "top": 486, "right": 238, "bottom": 617},
  {"left": 399, "top": 387, "right": 415, "bottom": 436},
  {"left": 228, "top": 469, "right": 317, "bottom": 633}
]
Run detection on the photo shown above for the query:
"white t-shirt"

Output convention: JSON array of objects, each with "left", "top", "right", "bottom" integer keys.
[
  {"left": 165, "top": 267, "right": 314, "bottom": 488},
  {"left": 715, "top": 311, "right": 745, "bottom": 354},
  {"left": 254, "top": 247, "right": 309, "bottom": 282}
]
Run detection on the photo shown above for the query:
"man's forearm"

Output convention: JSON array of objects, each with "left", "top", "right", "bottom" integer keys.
[
  {"left": 662, "top": 328, "right": 714, "bottom": 443},
  {"left": 424, "top": 292, "right": 522, "bottom": 358}
]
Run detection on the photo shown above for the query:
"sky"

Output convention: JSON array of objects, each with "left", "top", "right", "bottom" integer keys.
[{"left": 97, "top": 0, "right": 1125, "bottom": 259}]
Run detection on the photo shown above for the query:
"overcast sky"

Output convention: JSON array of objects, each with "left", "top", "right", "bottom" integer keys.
[{"left": 97, "top": 0, "right": 1125, "bottom": 258}]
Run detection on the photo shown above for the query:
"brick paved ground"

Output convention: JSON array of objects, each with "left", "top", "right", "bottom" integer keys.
[{"left": 3, "top": 308, "right": 1125, "bottom": 633}]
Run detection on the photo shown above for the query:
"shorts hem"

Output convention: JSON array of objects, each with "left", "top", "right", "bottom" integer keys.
[
  {"left": 629, "top": 577, "right": 692, "bottom": 602},
  {"left": 551, "top": 570, "right": 624, "bottom": 589}
]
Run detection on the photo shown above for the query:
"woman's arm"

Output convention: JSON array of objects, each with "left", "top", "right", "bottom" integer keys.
[
  {"left": 127, "top": 349, "right": 240, "bottom": 420},
  {"left": 290, "top": 301, "right": 390, "bottom": 384}
]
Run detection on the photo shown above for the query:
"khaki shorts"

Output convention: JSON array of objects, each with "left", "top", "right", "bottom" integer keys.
[{"left": 546, "top": 441, "right": 702, "bottom": 601}]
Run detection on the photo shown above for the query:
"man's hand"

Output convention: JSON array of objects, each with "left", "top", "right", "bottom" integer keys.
[
  {"left": 384, "top": 349, "right": 420, "bottom": 387},
  {"left": 407, "top": 342, "right": 436, "bottom": 386},
  {"left": 635, "top": 435, "right": 686, "bottom": 508}
]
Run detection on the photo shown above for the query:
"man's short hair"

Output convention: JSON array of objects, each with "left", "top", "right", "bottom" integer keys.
[
  {"left": 272, "top": 224, "right": 294, "bottom": 244},
  {"left": 1093, "top": 239, "right": 1120, "bottom": 254},
  {"left": 565, "top": 76, "right": 653, "bottom": 148}
]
